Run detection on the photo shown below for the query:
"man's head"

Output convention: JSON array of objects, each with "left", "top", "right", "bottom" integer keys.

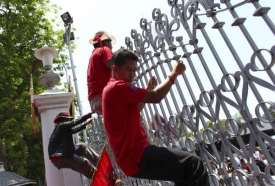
[
  {"left": 89, "top": 31, "right": 116, "bottom": 49},
  {"left": 53, "top": 112, "right": 74, "bottom": 124},
  {"left": 111, "top": 49, "right": 139, "bottom": 83}
]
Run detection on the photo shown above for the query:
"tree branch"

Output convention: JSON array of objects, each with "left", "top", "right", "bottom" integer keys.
[
  {"left": 4, "top": 60, "right": 42, "bottom": 114},
  {"left": 0, "top": 9, "right": 7, "bottom": 16}
]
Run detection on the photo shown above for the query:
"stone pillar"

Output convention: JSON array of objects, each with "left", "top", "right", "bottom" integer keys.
[
  {"left": 34, "top": 92, "right": 82, "bottom": 186},
  {"left": 33, "top": 45, "right": 82, "bottom": 186}
]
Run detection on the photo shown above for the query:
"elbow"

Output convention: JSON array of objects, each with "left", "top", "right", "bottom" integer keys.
[
  {"left": 155, "top": 99, "right": 162, "bottom": 103},
  {"left": 152, "top": 97, "right": 162, "bottom": 103},
  {"left": 143, "top": 91, "right": 163, "bottom": 103},
  {"left": 150, "top": 92, "right": 163, "bottom": 103}
]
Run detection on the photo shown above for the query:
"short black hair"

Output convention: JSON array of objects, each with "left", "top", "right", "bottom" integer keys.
[
  {"left": 111, "top": 49, "right": 138, "bottom": 67},
  {"left": 93, "top": 43, "right": 100, "bottom": 48},
  {"left": 93, "top": 39, "right": 112, "bottom": 48}
]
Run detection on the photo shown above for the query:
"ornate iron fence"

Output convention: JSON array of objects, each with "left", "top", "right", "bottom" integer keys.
[{"left": 88, "top": 0, "right": 275, "bottom": 185}]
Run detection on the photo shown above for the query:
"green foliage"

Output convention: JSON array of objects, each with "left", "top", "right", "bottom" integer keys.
[
  {"left": 0, "top": 0, "right": 69, "bottom": 183},
  {"left": 263, "top": 106, "right": 275, "bottom": 119},
  {"left": 206, "top": 120, "right": 216, "bottom": 131},
  {"left": 233, "top": 112, "right": 244, "bottom": 121},
  {"left": 188, "top": 131, "right": 194, "bottom": 137},
  {"left": 205, "top": 119, "right": 226, "bottom": 132}
]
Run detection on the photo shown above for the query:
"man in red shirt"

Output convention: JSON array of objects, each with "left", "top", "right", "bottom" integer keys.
[
  {"left": 87, "top": 31, "right": 115, "bottom": 115},
  {"left": 102, "top": 49, "right": 209, "bottom": 186}
]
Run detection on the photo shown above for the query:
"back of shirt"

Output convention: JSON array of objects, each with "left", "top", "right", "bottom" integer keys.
[{"left": 87, "top": 46, "right": 112, "bottom": 100}]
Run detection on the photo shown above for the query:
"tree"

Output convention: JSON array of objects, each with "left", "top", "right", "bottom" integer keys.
[
  {"left": 188, "top": 131, "right": 194, "bottom": 138},
  {"left": 206, "top": 119, "right": 226, "bottom": 132},
  {"left": 206, "top": 120, "right": 216, "bottom": 131},
  {"left": 233, "top": 112, "right": 244, "bottom": 122},
  {"left": 263, "top": 105, "right": 275, "bottom": 120},
  {"left": 0, "top": 0, "right": 69, "bottom": 183}
]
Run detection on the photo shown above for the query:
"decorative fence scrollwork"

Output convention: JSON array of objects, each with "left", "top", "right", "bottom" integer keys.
[{"left": 88, "top": 0, "right": 275, "bottom": 185}]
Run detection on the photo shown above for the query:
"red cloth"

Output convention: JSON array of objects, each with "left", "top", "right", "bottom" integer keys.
[
  {"left": 102, "top": 78, "right": 150, "bottom": 176},
  {"left": 87, "top": 46, "right": 112, "bottom": 100},
  {"left": 91, "top": 147, "right": 114, "bottom": 186},
  {"left": 50, "top": 155, "right": 62, "bottom": 163}
]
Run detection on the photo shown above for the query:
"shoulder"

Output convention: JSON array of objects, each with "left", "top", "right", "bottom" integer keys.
[
  {"left": 92, "top": 47, "right": 112, "bottom": 59},
  {"left": 114, "top": 82, "right": 146, "bottom": 94},
  {"left": 56, "top": 121, "right": 70, "bottom": 128},
  {"left": 114, "top": 81, "right": 136, "bottom": 92},
  {"left": 102, "top": 46, "right": 112, "bottom": 52},
  {"left": 128, "top": 84, "right": 140, "bottom": 92},
  {"left": 104, "top": 80, "right": 128, "bottom": 93},
  {"left": 109, "top": 80, "right": 128, "bottom": 89},
  {"left": 92, "top": 47, "right": 102, "bottom": 55},
  {"left": 114, "top": 80, "right": 128, "bottom": 86},
  {"left": 102, "top": 46, "right": 112, "bottom": 56}
]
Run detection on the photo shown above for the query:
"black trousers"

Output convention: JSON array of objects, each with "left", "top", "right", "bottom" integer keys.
[
  {"left": 53, "top": 143, "right": 99, "bottom": 179},
  {"left": 132, "top": 145, "right": 209, "bottom": 186}
]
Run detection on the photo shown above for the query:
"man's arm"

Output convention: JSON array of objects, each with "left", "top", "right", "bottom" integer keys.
[
  {"left": 105, "top": 60, "right": 112, "bottom": 70},
  {"left": 103, "top": 47, "right": 113, "bottom": 70},
  {"left": 67, "top": 112, "right": 92, "bottom": 128},
  {"left": 71, "top": 118, "right": 93, "bottom": 134},
  {"left": 141, "top": 61, "right": 186, "bottom": 103}
]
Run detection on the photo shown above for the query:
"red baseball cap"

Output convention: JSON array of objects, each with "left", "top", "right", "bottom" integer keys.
[{"left": 53, "top": 112, "right": 73, "bottom": 123}]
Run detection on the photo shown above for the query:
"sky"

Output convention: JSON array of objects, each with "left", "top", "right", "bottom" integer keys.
[
  {"left": 49, "top": 0, "right": 170, "bottom": 115},
  {"left": 48, "top": 0, "right": 275, "bottom": 125}
]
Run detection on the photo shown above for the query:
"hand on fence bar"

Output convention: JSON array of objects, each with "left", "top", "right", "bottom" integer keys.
[
  {"left": 169, "top": 60, "right": 186, "bottom": 84},
  {"left": 146, "top": 76, "right": 158, "bottom": 90},
  {"left": 85, "top": 118, "right": 93, "bottom": 125},
  {"left": 173, "top": 60, "right": 186, "bottom": 75}
]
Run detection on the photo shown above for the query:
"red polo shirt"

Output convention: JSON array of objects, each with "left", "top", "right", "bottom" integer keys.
[
  {"left": 102, "top": 78, "right": 150, "bottom": 176},
  {"left": 87, "top": 46, "right": 112, "bottom": 100}
]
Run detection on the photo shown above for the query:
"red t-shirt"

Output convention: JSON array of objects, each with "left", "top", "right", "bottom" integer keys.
[
  {"left": 87, "top": 46, "right": 113, "bottom": 100},
  {"left": 102, "top": 78, "right": 150, "bottom": 176}
]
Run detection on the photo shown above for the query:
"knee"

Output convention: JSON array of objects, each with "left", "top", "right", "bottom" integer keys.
[
  {"left": 53, "top": 161, "right": 61, "bottom": 170},
  {"left": 77, "top": 143, "right": 87, "bottom": 150},
  {"left": 190, "top": 155, "right": 208, "bottom": 181},
  {"left": 53, "top": 158, "right": 71, "bottom": 170},
  {"left": 189, "top": 155, "right": 207, "bottom": 175}
]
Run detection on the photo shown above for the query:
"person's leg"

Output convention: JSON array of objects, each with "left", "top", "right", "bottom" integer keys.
[
  {"left": 132, "top": 145, "right": 209, "bottom": 186},
  {"left": 89, "top": 95, "right": 102, "bottom": 115},
  {"left": 75, "top": 143, "right": 99, "bottom": 168},
  {"left": 53, "top": 155, "right": 95, "bottom": 179},
  {"left": 256, "top": 160, "right": 266, "bottom": 172}
]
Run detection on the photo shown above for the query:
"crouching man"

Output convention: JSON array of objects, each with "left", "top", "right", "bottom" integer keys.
[{"left": 48, "top": 112, "right": 99, "bottom": 178}]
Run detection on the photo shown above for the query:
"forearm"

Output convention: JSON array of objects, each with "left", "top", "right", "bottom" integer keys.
[
  {"left": 69, "top": 112, "right": 92, "bottom": 127},
  {"left": 141, "top": 60, "right": 185, "bottom": 104},
  {"left": 151, "top": 73, "right": 177, "bottom": 103},
  {"left": 72, "top": 123, "right": 87, "bottom": 134}
]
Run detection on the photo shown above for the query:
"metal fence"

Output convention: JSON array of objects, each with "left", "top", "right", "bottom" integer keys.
[{"left": 88, "top": 0, "right": 275, "bottom": 185}]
